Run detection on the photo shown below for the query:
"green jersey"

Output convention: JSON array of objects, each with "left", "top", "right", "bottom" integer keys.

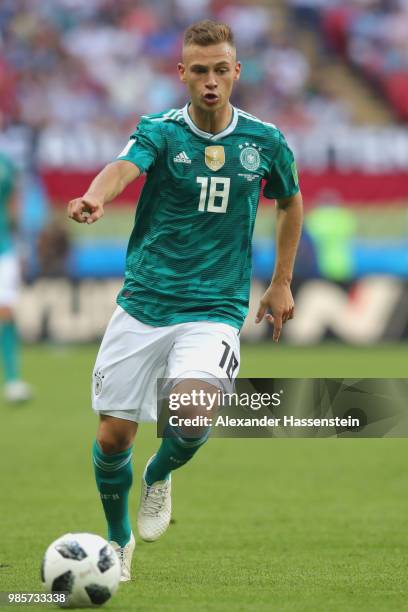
[
  {"left": 0, "top": 153, "right": 16, "bottom": 255},
  {"left": 116, "top": 104, "right": 299, "bottom": 329}
]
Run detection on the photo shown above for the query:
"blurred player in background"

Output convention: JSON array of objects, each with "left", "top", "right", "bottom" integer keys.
[
  {"left": 0, "top": 152, "right": 32, "bottom": 403},
  {"left": 68, "top": 20, "right": 303, "bottom": 581}
]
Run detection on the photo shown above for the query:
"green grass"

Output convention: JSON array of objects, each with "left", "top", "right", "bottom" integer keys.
[{"left": 1, "top": 343, "right": 408, "bottom": 611}]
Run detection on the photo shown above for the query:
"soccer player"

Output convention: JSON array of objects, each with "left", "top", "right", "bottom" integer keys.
[
  {"left": 0, "top": 152, "right": 32, "bottom": 403},
  {"left": 68, "top": 20, "right": 303, "bottom": 581}
]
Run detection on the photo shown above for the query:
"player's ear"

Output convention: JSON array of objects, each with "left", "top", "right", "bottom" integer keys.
[
  {"left": 234, "top": 62, "right": 241, "bottom": 82},
  {"left": 177, "top": 62, "right": 187, "bottom": 83}
]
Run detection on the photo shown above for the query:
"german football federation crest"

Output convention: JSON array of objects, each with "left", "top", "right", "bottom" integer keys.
[
  {"left": 240, "top": 145, "right": 261, "bottom": 172},
  {"left": 205, "top": 146, "right": 225, "bottom": 171}
]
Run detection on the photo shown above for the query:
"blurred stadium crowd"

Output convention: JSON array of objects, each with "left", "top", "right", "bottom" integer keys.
[
  {"left": 1, "top": 0, "right": 408, "bottom": 136},
  {"left": 322, "top": 0, "right": 408, "bottom": 120},
  {"left": 3, "top": 0, "right": 405, "bottom": 137},
  {"left": 1, "top": 0, "right": 407, "bottom": 168}
]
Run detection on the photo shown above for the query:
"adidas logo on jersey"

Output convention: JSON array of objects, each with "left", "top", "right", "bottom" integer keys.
[{"left": 173, "top": 151, "right": 192, "bottom": 164}]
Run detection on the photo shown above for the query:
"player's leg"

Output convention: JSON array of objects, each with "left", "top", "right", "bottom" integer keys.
[
  {"left": 144, "top": 378, "right": 216, "bottom": 486},
  {"left": 93, "top": 415, "right": 137, "bottom": 547},
  {"left": 91, "top": 306, "right": 174, "bottom": 574},
  {"left": 0, "top": 306, "right": 19, "bottom": 382},
  {"left": 138, "top": 378, "right": 215, "bottom": 542},
  {"left": 92, "top": 414, "right": 138, "bottom": 582},
  {"left": 0, "top": 252, "right": 31, "bottom": 402},
  {"left": 138, "top": 321, "right": 240, "bottom": 541},
  {"left": 146, "top": 322, "right": 240, "bottom": 484}
]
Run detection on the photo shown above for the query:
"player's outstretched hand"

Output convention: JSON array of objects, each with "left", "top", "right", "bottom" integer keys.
[
  {"left": 68, "top": 195, "right": 104, "bottom": 224},
  {"left": 255, "top": 281, "right": 295, "bottom": 342}
]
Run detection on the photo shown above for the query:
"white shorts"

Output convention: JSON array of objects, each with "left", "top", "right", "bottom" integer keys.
[
  {"left": 0, "top": 251, "right": 20, "bottom": 307},
  {"left": 92, "top": 306, "right": 240, "bottom": 423}
]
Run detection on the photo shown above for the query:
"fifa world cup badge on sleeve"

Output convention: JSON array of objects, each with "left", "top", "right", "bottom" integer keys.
[{"left": 291, "top": 161, "right": 299, "bottom": 186}]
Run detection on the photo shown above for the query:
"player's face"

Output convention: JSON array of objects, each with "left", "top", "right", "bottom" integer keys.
[{"left": 178, "top": 43, "right": 240, "bottom": 112}]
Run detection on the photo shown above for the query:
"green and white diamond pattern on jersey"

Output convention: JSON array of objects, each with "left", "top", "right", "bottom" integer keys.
[{"left": 115, "top": 104, "right": 299, "bottom": 330}]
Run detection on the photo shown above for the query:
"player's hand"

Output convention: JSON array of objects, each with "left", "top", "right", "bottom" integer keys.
[
  {"left": 255, "top": 280, "right": 295, "bottom": 342},
  {"left": 68, "top": 195, "right": 104, "bottom": 224}
]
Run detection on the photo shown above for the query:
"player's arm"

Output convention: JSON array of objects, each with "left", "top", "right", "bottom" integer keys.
[
  {"left": 7, "top": 188, "right": 19, "bottom": 232},
  {"left": 256, "top": 190, "right": 303, "bottom": 342},
  {"left": 68, "top": 160, "right": 141, "bottom": 224}
]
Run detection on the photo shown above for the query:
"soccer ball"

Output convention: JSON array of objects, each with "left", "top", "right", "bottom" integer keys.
[{"left": 41, "top": 533, "right": 121, "bottom": 608}]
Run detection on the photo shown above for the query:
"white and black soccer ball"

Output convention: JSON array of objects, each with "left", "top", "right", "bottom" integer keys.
[{"left": 41, "top": 533, "right": 121, "bottom": 608}]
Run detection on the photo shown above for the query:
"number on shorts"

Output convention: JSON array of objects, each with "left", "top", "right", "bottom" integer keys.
[{"left": 219, "top": 341, "right": 239, "bottom": 382}]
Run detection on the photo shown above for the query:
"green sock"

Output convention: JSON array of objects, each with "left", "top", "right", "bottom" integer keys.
[
  {"left": 0, "top": 320, "right": 20, "bottom": 383},
  {"left": 145, "top": 428, "right": 208, "bottom": 486},
  {"left": 93, "top": 441, "right": 133, "bottom": 547}
]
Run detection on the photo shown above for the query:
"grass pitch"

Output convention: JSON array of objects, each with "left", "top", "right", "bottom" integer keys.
[{"left": 1, "top": 343, "right": 408, "bottom": 611}]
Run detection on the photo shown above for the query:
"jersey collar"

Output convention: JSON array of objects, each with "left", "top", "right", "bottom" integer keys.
[{"left": 182, "top": 103, "right": 238, "bottom": 141}]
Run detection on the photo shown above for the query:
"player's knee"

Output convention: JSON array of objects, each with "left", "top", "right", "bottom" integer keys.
[
  {"left": 97, "top": 437, "right": 130, "bottom": 455},
  {"left": 0, "top": 306, "right": 13, "bottom": 320},
  {"left": 96, "top": 415, "right": 137, "bottom": 455}
]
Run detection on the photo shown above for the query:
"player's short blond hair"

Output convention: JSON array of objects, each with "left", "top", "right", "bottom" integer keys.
[{"left": 183, "top": 19, "right": 235, "bottom": 49}]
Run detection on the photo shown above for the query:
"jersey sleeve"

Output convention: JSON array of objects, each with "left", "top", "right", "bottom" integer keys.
[
  {"left": 116, "top": 116, "right": 165, "bottom": 173},
  {"left": 263, "top": 131, "right": 300, "bottom": 200}
]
